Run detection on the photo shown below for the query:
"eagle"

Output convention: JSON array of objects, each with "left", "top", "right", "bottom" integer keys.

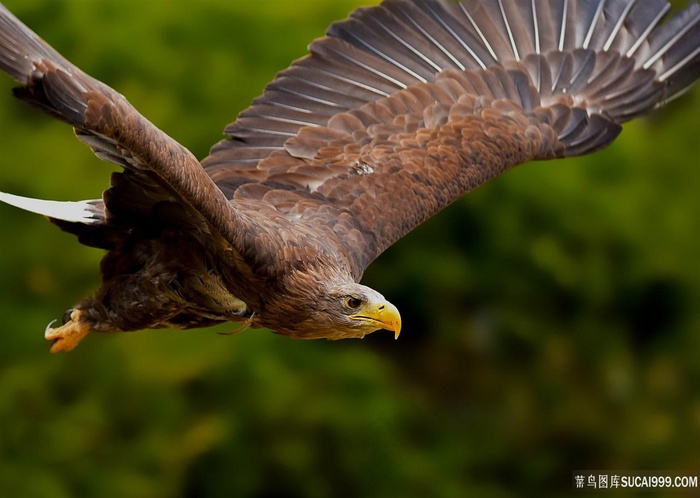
[{"left": 0, "top": 0, "right": 698, "bottom": 353}]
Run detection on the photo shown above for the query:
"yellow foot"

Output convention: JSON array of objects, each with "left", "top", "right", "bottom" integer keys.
[{"left": 45, "top": 309, "right": 91, "bottom": 353}]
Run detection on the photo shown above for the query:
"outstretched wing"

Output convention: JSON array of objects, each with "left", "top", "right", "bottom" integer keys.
[
  {"left": 0, "top": 4, "right": 258, "bottom": 260},
  {"left": 203, "top": 0, "right": 700, "bottom": 276}
]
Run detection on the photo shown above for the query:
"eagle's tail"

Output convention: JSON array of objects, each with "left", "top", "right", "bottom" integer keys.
[
  {"left": 328, "top": 0, "right": 700, "bottom": 157},
  {"left": 0, "top": 192, "right": 103, "bottom": 224}
]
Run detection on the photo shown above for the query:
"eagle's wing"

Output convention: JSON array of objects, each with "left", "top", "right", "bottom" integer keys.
[
  {"left": 0, "top": 4, "right": 258, "bottom": 260},
  {"left": 202, "top": 0, "right": 700, "bottom": 276}
]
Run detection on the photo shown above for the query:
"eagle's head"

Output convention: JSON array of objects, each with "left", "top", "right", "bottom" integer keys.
[
  {"left": 314, "top": 281, "right": 402, "bottom": 340},
  {"left": 263, "top": 274, "right": 401, "bottom": 340}
]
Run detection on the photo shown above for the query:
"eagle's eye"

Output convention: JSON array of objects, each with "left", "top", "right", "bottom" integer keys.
[{"left": 345, "top": 296, "right": 363, "bottom": 309}]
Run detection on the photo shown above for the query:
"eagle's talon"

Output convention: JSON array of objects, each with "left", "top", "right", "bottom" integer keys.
[
  {"left": 61, "top": 308, "right": 74, "bottom": 325},
  {"left": 44, "top": 309, "right": 91, "bottom": 353},
  {"left": 44, "top": 319, "right": 58, "bottom": 336}
]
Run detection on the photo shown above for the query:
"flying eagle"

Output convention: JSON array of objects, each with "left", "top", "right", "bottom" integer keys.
[{"left": 0, "top": 0, "right": 698, "bottom": 353}]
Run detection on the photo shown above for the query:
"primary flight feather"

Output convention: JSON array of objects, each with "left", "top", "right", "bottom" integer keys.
[{"left": 0, "top": 0, "right": 698, "bottom": 352}]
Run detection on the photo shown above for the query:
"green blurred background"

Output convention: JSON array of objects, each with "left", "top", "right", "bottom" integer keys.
[{"left": 0, "top": 0, "right": 699, "bottom": 496}]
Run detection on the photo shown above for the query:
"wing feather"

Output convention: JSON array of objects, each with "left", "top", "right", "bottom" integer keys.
[
  {"left": 0, "top": 4, "right": 262, "bottom": 261},
  {"left": 5, "top": 1, "right": 695, "bottom": 282},
  {"left": 201, "top": 0, "right": 700, "bottom": 276}
]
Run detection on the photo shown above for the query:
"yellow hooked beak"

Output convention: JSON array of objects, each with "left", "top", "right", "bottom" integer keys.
[{"left": 350, "top": 300, "right": 402, "bottom": 339}]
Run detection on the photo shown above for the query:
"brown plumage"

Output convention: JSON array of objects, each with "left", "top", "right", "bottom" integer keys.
[{"left": 0, "top": 0, "right": 698, "bottom": 352}]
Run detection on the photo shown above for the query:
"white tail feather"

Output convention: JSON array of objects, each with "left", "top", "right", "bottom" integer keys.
[{"left": 0, "top": 191, "right": 102, "bottom": 224}]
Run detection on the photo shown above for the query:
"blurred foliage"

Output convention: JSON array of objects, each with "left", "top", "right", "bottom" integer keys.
[{"left": 0, "top": 0, "right": 699, "bottom": 497}]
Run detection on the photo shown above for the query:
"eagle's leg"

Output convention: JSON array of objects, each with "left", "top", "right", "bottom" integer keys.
[
  {"left": 217, "top": 312, "right": 256, "bottom": 336},
  {"left": 45, "top": 308, "right": 91, "bottom": 353}
]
